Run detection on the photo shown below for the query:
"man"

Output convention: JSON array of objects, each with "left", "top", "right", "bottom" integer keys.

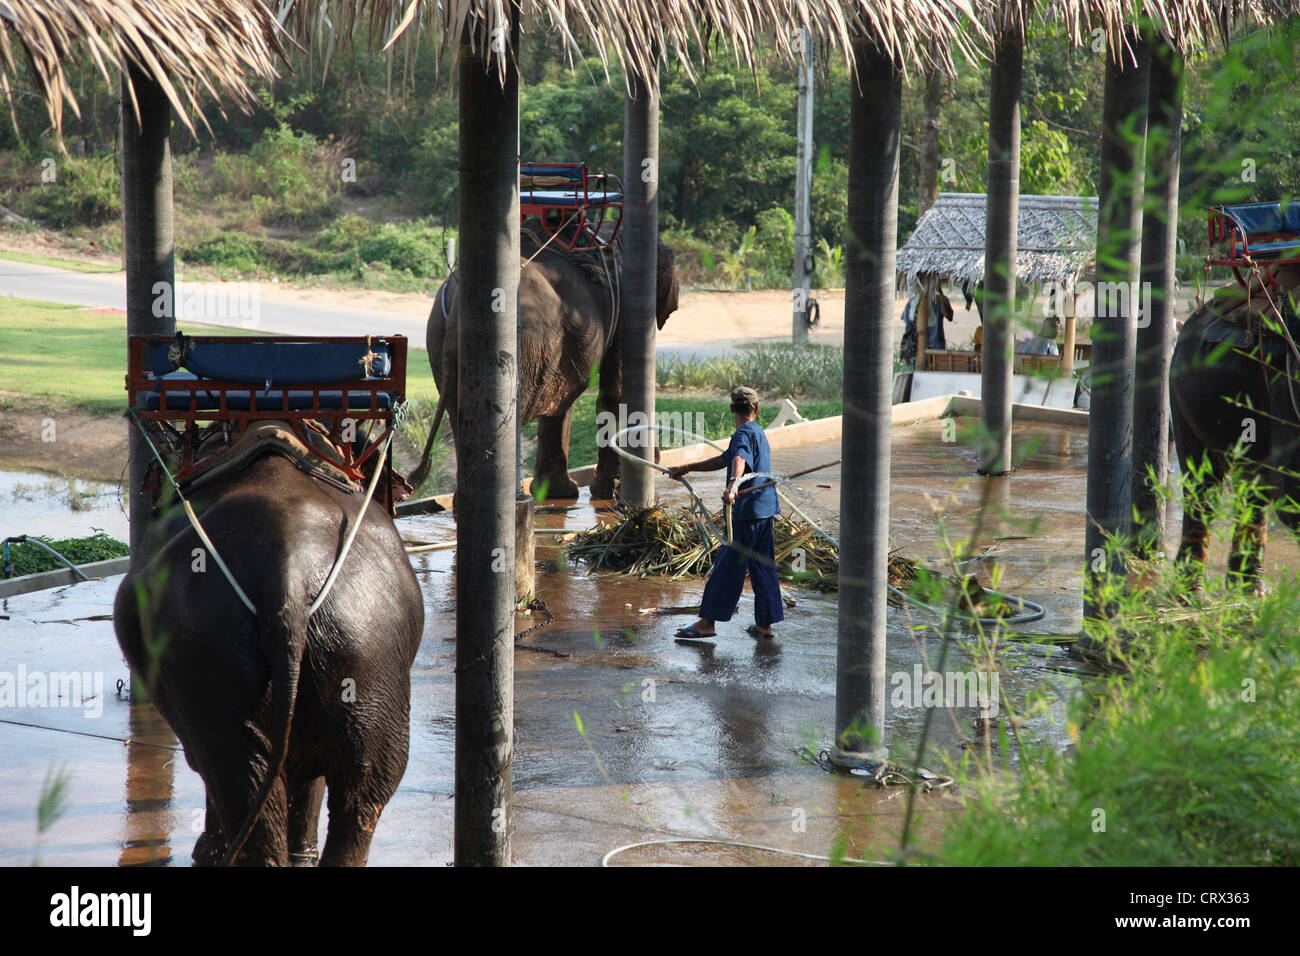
[
  {"left": 668, "top": 386, "right": 783, "bottom": 640},
  {"left": 1017, "top": 316, "right": 1061, "bottom": 356}
]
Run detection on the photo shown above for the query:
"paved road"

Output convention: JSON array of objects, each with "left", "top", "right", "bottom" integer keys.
[{"left": 0, "top": 257, "right": 428, "bottom": 341}]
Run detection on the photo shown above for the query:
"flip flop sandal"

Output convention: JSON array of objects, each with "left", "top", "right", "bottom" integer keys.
[
  {"left": 746, "top": 625, "right": 776, "bottom": 640},
  {"left": 675, "top": 626, "right": 716, "bottom": 641}
]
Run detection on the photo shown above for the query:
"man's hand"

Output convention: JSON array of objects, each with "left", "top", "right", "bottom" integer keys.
[
  {"left": 722, "top": 483, "right": 738, "bottom": 505},
  {"left": 667, "top": 464, "right": 689, "bottom": 481}
]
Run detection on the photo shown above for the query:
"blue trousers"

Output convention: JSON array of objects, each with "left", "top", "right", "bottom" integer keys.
[{"left": 699, "top": 517, "right": 785, "bottom": 627}]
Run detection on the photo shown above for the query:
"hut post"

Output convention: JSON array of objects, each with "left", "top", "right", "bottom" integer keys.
[
  {"left": 121, "top": 63, "right": 175, "bottom": 570},
  {"left": 979, "top": 24, "right": 1023, "bottom": 477},
  {"left": 454, "top": 11, "right": 520, "bottom": 867},
  {"left": 1132, "top": 39, "right": 1184, "bottom": 560},
  {"left": 832, "top": 36, "right": 899, "bottom": 766},
  {"left": 1062, "top": 290, "right": 1078, "bottom": 375},
  {"left": 915, "top": 283, "right": 930, "bottom": 371},
  {"left": 1085, "top": 32, "right": 1150, "bottom": 619},
  {"left": 620, "top": 53, "right": 660, "bottom": 508}
]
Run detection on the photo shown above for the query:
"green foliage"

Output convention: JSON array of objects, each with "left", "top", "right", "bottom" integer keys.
[
  {"left": 718, "top": 225, "right": 758, "bottom": 292},
  {"left": 16, "top": 155, "right": 120, "bottom": 228},
  {"left": 3, "top": 532, "right": 129, "bottom": 577},
  {"left": 656, "top": 343, "right": 843, "bottom": 400},
  {"left": 752, "top": 206, "right": 795, "bottom": 287},
  {"left": 813, "top": 237, "right": 844, "bottom": 289},
  {"left": 212, "top": 123, "right": 341, "bottom": 227}
]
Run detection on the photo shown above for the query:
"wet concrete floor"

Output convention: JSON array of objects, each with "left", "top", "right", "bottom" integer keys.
[{"left": 3, "top": 421, "right": 1296, "bottom": 866}]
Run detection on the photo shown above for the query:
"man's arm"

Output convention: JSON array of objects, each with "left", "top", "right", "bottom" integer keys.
[{"left": 667, "top": 455, "right": 724, "bottom": 480}]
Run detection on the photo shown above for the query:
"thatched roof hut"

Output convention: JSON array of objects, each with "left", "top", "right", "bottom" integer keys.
[
  {"left": 895, "top": 191, "right": 1098, "bottom": 289},
  {"left": 0, "top": 0, "right": 283, "bottom": 135},
  {"left": 302, "top": 0, "right": 986, "bottom": 87}
]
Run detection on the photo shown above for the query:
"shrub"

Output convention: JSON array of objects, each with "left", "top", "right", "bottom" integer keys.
[{"left": 16, "top": 155, "right": 120, "bottom": 228}]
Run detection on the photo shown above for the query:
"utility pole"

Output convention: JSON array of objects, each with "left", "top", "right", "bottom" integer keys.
[{"left": 792, "top": 27, "right": 815, "bottom": 345}]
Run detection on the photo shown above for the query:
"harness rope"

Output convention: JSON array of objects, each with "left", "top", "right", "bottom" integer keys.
[{"left": 127, "top": 410, "right": 392, "bottom": 619}]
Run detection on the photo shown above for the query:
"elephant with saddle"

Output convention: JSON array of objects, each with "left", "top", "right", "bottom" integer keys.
[
  {"left": 1170, "top": 280, "right": 1300, "bottom": 590},
  {"left": 411, "top": 236, "right": 679, "bottom": 500},
  {"left": 114, "top": 432, "right": 423, "bottom": 866}
]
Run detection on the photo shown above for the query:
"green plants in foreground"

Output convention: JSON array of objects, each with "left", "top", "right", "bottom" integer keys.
[{"left": 3, "top": 533, "right": 129, "bottom": 577}]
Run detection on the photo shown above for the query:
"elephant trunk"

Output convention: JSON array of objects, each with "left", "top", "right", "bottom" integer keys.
[
  {"left": 220, "top": 599, "right": 307, "bottom": 866},
  {"left": 407, "top": 393, "right": 448, "bottom": 491}
]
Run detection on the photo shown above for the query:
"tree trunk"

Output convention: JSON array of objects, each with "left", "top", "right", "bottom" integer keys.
[
  {"left": 454, "top": 15, "right": 519, "bottom": 867},
  {"left": 620, "top": 57, "right": 660, "bottom": 508},
  {"left": 1132, "top": 40, "right": 1183, "bottom": 560},
  {"left": 918, "top": 67, "right": 945, "bottom": 220},
  {"left": 122, "top": 64, "right": 175, "bottom": 570},
  {"left": 833, "top": 38, "right": 899, "bottom": 764},
  {"left": 980, "top": 30, "right": 1022, "bottom": 477},
  {"left": 1085, "top": 34, "right": 1150, "bottom": 618},
  {"left": 792, "top": 27, "right": 814, "bottom": 345}
]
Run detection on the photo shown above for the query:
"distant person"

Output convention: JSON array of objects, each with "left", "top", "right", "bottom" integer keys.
[
  {"left": 901, "top": 286, "right": 956, "bottom": 361},
  {"left": 973, "top": 324, "right": 983, "bottom": 353},
  {"left": 1017, "top": 317, "right": 1061, "bottom": 356}
]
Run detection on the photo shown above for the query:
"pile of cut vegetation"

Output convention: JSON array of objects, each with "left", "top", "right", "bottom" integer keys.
[
  {"left": 2, "top": 533, "right": 128, "bottom": 578},
  {"left": 563, "top": 502, "right": 915, "bottom": 593}
]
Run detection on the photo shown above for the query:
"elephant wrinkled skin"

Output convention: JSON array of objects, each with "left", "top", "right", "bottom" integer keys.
[{"left": 418, "top": 238, "right": 679, "bottom": 500}]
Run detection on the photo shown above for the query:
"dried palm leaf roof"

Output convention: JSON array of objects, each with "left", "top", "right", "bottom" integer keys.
[
  {"left": 280, "top": 1, "right": 987, "bottom": 89},
  {"left": 0, "top": 0, "right": 283, "bottom": 136},
  {"left": 1039, "top": 1, "right": 1297, "bottom": 57},
  {"left": 896, "top": 191, "right": 1099, "bottom": 288}
]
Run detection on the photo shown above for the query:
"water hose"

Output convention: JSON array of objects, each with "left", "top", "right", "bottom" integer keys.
[
  {"left": 2, "top": 536, "right": 90, "bottom": 581},
  {"left": 607, "top": 424, "right": 1047, "bottom": 626}
]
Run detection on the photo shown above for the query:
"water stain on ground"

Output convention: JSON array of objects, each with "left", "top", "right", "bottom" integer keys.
[{"left": 3, "top": 421, "right": 1295, "bottom": 865}]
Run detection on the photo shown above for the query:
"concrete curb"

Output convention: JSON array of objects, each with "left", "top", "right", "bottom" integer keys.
[{"left": 0, "top": 556, "right": 131, "bottom": 599}]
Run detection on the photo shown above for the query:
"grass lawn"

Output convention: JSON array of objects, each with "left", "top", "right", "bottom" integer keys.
[
  {"left": 0, "top": 250, "right": 121, "bottom": 273},
  {"left": 0, "top": 296, "right": 440, "bottom": 414}
]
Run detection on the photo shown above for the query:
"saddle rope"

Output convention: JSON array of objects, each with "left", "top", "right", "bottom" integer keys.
[{"left": 127, "top": 410, "right": 392, "bottom": 619}]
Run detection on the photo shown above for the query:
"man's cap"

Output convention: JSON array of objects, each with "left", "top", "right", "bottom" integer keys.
[{"left": 730, "top": 386, "right": 759, "bottom": 406}]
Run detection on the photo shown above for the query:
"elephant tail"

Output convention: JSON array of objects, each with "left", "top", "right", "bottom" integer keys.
[
  {"left": 220, "top": 599, "right": 307, "bottom": 866},
  {"left": 407, "top": 391, "right": 447, "bottom": 491}
]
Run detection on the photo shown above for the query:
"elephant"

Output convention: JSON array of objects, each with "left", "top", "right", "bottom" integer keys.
[
  {"left": 113, "top": 450, "right": 423, "bottom": 866},
  {"left": 410, "top": 236, "right": 680, "bottom": 500},
  {"left": 1169, "top": 286, "right": 1300, "bottom": 590}
]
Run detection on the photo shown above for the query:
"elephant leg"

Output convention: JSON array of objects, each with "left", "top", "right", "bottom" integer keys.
[
  {"left": 1172, "top": 424, "right": 1222, "bottom": 590},
  {"left": 592, "top": 353, "right": 622, "bottom": 500},
  {"left": 197, "top": 727, "right": 291, "bottom": 867},
  {"left": 318, "top": 791, "right": 388, "bottom": 867},
  {"left": 192, "top": 792, "right": 226, "bottom": 867},
  {"left": 1228, "top": 481, "right": 1269, "bottom": 593},
  {"left": 287, "top": 776, "right": 326, "bottom": 866},
  {"left": 534, "top": 413, "right": 581, "bottom": 500}
]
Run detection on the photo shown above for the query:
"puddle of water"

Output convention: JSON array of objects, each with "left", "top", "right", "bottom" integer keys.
[{"left": 0, "top": 470, "right": 129, "bottom": 543}]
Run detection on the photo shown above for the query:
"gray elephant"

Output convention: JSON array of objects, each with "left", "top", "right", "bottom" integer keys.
[
  {"left": 411, "top": 237, "right": 679, "bottom": 500},
  {"left": 1170, "top": 286, "right": 1300, "bottom": 590},
  {"left": 114, "top": 452, "right": 423, "bottom": 866}
]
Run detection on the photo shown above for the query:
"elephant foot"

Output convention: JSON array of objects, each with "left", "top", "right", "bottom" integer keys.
[
  {"left": 534, "top": 474, "right": 580, "bottom": 501},
  {"left": 590, "top": 472, "right": 619, "bottom": 501},
  {"left": 290, "top": 846, "right": 320, "bottom": 867},
  {"left": 192, "top": 829, "right": 226, "bottom": 867}
]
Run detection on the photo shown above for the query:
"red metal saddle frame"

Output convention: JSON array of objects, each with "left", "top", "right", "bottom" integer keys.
[
  {"left": 519, "top": 161, "right": 623, "bottom": 252},
  {"left": 126, "top": 334, "right": 407, "bottom": 512}
]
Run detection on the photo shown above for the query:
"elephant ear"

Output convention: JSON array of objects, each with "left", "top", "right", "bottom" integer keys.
[{"left": 655, "top": 241, "right": 679, "bottom": 327}]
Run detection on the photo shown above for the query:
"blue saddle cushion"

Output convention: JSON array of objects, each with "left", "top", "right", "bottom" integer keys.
[
  {"left": 520, "top": 164, "right": 584, "bottom": 181},
  {"left": 1222, "top": 202, "right": 1300, "bottom": 239},
  {"left": 522, "top": 190, "right": 622, "bottom": 207},
  {"left": 149, "top": 340, "right": 391, "bottom": 385},
  {"left": 142, "top": 372, "right": 393, "bottom": 412}
]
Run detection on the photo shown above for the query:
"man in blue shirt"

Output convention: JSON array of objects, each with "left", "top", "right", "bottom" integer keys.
[{"left": 668, "top": 386, "right": 783, "bottom": 640}]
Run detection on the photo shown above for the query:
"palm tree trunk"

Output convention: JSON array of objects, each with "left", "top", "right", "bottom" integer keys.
[
  {"left": 620, "top": 57, "right": 660, "bottom": 508},
  {"left": 833, "top": 38, "right": 899, "bottom": 763},
  {"left": 980, "top": 29, "right": 1022, "bottom": 477},
  {"left": 918, "top": 66, "right": 945, "bottom": 220},
  {"left": 1132, "top": 40, "right": 1183, "bottom": 560},
  {"left": 1085, "top": 34, "right": 1150, "bottom": 618},
  {"left": 121, "top": 64, "right": 175, "bottom": 570},
  {"left": 454, "top": 16, "right": 519, "bottom": 867}
]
